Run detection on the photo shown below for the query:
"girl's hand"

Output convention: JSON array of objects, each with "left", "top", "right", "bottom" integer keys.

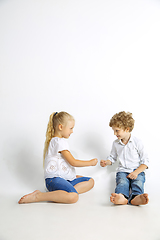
[
  {"left": 100, "top": 160, "right": 107, "bottom": 167},
  {"left": 90, "top": 158, "right": 98, "bottom": 166}
]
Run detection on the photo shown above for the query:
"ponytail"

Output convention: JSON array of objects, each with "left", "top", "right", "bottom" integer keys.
[{"left": 43, "top": 112, "right": 55, "bottom": 167}]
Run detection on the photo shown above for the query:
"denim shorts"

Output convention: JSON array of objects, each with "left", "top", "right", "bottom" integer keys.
[{"left": 45, "top": 176, "right": 91, "bottom": 193}]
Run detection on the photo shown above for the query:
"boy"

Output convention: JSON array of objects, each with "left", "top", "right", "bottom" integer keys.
[{"left": 100, "top": 111, "right": 149, "bottom": 205}]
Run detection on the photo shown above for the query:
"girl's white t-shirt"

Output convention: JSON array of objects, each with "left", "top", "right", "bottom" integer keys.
[{"left": 44, "top": 137, "right": 76, "bottom": 181}]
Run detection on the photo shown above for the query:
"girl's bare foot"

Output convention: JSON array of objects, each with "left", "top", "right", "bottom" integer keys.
[
  {"left": 18, "top": 190, "right": 41, "bottom": 204},
  {"left": 110, "top": 193, "right": 128, "bottom": 205},
  {"left": 131, "top": 193, "right": 149, "bottom": 206}
]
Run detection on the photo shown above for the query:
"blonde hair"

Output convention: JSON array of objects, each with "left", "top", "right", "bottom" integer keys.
[
  {"left": 43, "top": 111, "right": 74, "bottom": 166},
  {"left": 109, "top": 111, "right": 135, "bottom": 132}
]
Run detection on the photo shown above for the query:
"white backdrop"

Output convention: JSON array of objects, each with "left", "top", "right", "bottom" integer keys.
[{"left": 0, "top": 0, "right": 160, "bottom": 198}]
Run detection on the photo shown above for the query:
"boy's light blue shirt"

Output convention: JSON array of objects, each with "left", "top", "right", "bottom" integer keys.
[{"left": 107, "top": 135, "right": 149, "bottom": 173}]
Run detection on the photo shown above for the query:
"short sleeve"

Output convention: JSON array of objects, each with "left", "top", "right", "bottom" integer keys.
[{"left": 57, "top": 138, "right": 70, "bottom": 153}]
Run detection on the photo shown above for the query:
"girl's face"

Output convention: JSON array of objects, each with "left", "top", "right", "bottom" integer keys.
[{"left": 60, "top": 119, "right": 75, "bottom": 139}]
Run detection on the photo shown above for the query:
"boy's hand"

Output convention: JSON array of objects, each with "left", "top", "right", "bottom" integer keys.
[
  {"left": 100, "top": 160, "right": 107, "bottom": 167},
  {"left": 127, "top": 172, "right": 138, "bottom": 180},
  {"left": 90, "top": 158, "right": 98, "bottom": 166}
]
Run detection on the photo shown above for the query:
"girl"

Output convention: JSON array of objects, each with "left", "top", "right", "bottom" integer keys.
[{"left": 19, "top": 111, "right": 97, "bottom": 204}]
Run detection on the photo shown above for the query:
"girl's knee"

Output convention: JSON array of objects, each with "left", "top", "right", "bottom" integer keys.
[
  {"left": 89, "top": 178, "right": 95, "bottom": 189},
  {"left": 67, "top": 192, "right": 79, "bottom": 204}
]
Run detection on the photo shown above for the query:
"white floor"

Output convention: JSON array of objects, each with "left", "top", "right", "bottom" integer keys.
[{"left": 1, "top": 188, "right": 160, "bottom": 240}]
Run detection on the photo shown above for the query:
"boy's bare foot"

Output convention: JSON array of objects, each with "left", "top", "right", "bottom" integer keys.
[
  {"left": 110, "top": 193, "right": 128, "bottom": 205},
  {"left": 18, "top": 190, "right": 41, "bottom": 204},
  {"left": 131, "top": 193, "right": 149, "bottom": 206}
]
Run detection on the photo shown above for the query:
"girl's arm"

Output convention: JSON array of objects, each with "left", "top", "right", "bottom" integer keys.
[{"left": 60, "top": 150, "right": 98, "bottom": 167}]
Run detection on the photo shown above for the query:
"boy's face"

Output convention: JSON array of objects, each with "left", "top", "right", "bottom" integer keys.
[{"left": 112, "top": 126, "right": 130, "bottom": 141}]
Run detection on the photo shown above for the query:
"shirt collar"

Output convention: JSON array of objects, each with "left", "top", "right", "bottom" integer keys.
[
  {"left": 129, "top": 134, "right": 133, "bottom": 142},
  {"left": 118, "top": 134, "right": 133, "bottom": 145}
]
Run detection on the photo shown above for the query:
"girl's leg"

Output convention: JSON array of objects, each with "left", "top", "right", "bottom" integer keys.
[
  {"left": 18, "top": 177, "right": 79, "bottom": 204},
  {"left": 18, "top": 190, "right": 78, "bottom": 204},
  {"left": 70, "top": 175, "right": 94, "bottom": 194},
  {"left": 74, "top": 178, "right": 94, "bottom": 194}
]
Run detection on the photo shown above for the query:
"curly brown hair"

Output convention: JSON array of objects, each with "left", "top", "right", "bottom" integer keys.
[{"left": 109, "top": 111, "right": 135, "bottom": 132}]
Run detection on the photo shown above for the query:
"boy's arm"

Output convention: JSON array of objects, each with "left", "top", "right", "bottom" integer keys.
[
  {"left": 100, "top": 142, "right": 117, "bottom": 167},
  {"left": 127, "top": 164, "right": 147, "bottom": 179},
  {"left": 127, "top": 138, "right": 149, "bottom": 180},
  {"left": 137, "top": 138, "right": 149, "bottom": 169},
  {"left": 100, "top": 160, "right": 112, "bottom": 167}
]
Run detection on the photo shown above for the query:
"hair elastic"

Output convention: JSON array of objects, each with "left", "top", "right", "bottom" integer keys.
[{"left": 54, "top": 112, "right": 58, "bottom": 116}]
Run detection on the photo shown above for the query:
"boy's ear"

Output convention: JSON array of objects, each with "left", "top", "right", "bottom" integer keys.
[
  {"left": 58, "top": 124, "right": 63, "bottom": 130},
  {"left": 126, "top": 127, "right": 130, "bottom": 132}
]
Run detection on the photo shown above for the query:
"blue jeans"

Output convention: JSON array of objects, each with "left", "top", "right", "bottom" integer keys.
[
  {"left": 45, "top": 176, "right": 91, "bottom": 193},
  {"left": 115, "top": 171, "right": 145, "bottom": 203}
]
